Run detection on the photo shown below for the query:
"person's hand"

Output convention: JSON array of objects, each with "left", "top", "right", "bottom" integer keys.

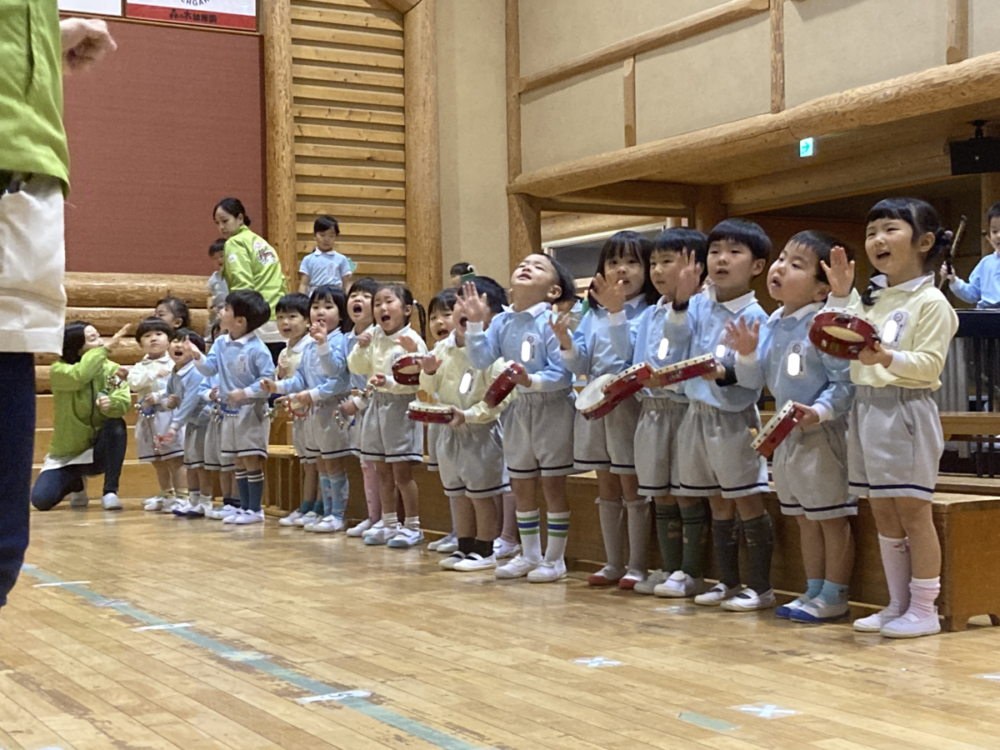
[
  {"left": 104, "top": 324, "right": 130, "bottom": 352},
  {"left": 820, "top": 246, "right": 855, "bottom": 299},
  {"left": 460, "top": 281, "right": 489, "bottom": 324},
  {"left": 185, "top": 340, "right": 203, "bottom": 360},
  {"left": 447, "top": 407, "right": 466, "bottom": 429},
  {"left": 369, "top": 374, "right": 386, "bottom": 388},
  {"left": 228, "top": 389, "right": 248, "bottom": 403},
  {"left": 590, "top": 273, "right": 626, "bottom": 314},
  {"left": 60, "top": 18, "right": 117, "bottom": 73},
  {"left": 160, "top": 427, "right": 177, "bottom": 445},
  {"left": 939, "top": 262, "right": 956, "bottom": 284},
  {"left": 512, "top": 368, "right": 531, "bottom": 388},
  {"left": 858, "top": 341, "right": 893, "bottom": 368},
  {"left": 356, "top": 331, "right": 373, "bottom": 348},
  {"left": 548, "top": 312, "right": 573, "bottom": 350},
  {"left": 310, "top": 320, "right": 328, "bottom": 346},
  {"left": 339, "top": 398, "right": 359, "bottom": 418},
  {"left": 675, "top": 250, "right": 703, "bottom": 306},
  {"left": 209, "top": 385, "right": 219, "bottom": 401},
  {"left": 276, "top": 361, "right": 289, "bottom": 380},
  {"left": 95, "top": 394, "right": 111, "bottom": 412},
  {"left": 794, "top": 403, "right": 821, "bottom": 432},
  {"left": 420, "top": 354, "right": 442, "bottom": 375},
  {"left": 141, "top": 393, "right": 156, "bottom": 408},
  {"left": 291, "top": 391, "right": 313, "bottom": 410},
  {"left": 260, "top": 378, "right": 280, "bottom": 394},
  {"left": 165, "top": 394, "right": 180, "bottom": 409},
  {"left": 157, "top": 367, "right": 172, "bottom": 379},
  {"left": 701, "top": 363, "right": 726, "bottom": 381},
  {"left": 395, "top": 334, "right": 418, "bottom": 354},
  {"left": 724, "top": 317, "right": 760, "bottom": 357}
]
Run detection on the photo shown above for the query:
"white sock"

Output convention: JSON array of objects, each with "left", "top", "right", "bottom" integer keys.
[
  {"left": 544, "top": 511, "right": 571, "bottom": 563},
  {"left": 908, "top": 576, "right": 940, "bottom": 619},
  {"left": 597, "top": 498, "right": 624, "bottom": 571},
  {"left": 878, "top": 534, "right": 912, "bottom": 616},
  {"left": 382, "top": 511, "right": 398, "bottom": 527}
]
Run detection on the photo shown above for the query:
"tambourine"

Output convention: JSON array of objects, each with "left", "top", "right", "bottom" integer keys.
[
  {"left": 282, "top": 396, "right": 311, "bottom": 420},
  {"left": 135, "top": 402, "right": 157, "bottom": 420},
  {"left": 751, "top": 400, "right": 804, "bottom": 458},
  {"left": 808, "top": 311, "right": 879, "bottom": 360},
  {"left": 574, "top": 363, "right": 652, "bottom": 421},
  {"left": 391, "top": 355, "right": 424, "bottom": 386},
  {"left": 651, "top": 353, "right": 718, "bottom": 387},
  {"left": 334, "top": 383, "right": 377, "bottom": 429},
  {"left": 484, "top": 361, "right": 526, "bottom": 408},
  {"left": 407, "top": 402, "right": 454, "bottom": 424}
]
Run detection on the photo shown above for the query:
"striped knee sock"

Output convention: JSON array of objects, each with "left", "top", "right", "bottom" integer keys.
[
  {"left": 517, "top": 510, "right": 542, "bottom": 563},
  {"left": 544, "top": 511, "right": 571, "bottom": 563},
  {"left": 235, "top": 470, "right": 249, "bottom": 510},
  {"left": 319, "top": 473, "right": 333, "bottom": 517},
  {"left": 330, "top": 472, "right": 348, "bottom": 520},
  {"left": 247, "top": 470, "right": 264, "bottom": 513}
]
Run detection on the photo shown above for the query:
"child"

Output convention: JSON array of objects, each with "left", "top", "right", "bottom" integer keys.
[
  {"left": 465, "top": 253, "right": 577, "bottom": 582},
  {"left": 941, "top": 200, "right": 1000, "bottom": 308},
  {"left": 347, "top": 283, "right": 428, "bottom": 547},
  {"left": 607, "top": 228, "right": 710, "bottom": 597},
  {"left": 664, "top": 219, "right": 774, "bottom": 611},
  {"left": 131, "top": 317, "right": 186, "bottom": 512},
  {"left": 189, "top": 290, "right": 276, "bottom": 525},
  {"left": 155, "top": 296, "right": 191, "bottom": 331},
  {"left": 202, "top": 322, "right": 240, "bottom": 520},
  {"left": 423, "top": 278, "right": 516, "bottom": 571},
  {"left": 551, "top": 231, "right": 657, "bottom": 589},
  {"left": 728, "top": 231, "right": 857, "bottom": 622},
  {"left": 299, "top": 215, "right": 353, "bottom": 295},
  {"left": 449, "top": 262, "right": 475, "bottom": 288},
  {"left": 206, "top": 239, "right": 229, "bottom": 341},
  {"left": 825, "top": 198, "right": 958, "bottom": 638}
]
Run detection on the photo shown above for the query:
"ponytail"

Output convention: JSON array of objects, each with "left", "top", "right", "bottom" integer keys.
[{"left": 412, "top": 300, "right": 427, "bottom": 341}]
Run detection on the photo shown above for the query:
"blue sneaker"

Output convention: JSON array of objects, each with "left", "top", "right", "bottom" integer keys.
[
  {"left": 775, "top": 598, "right": 809, "bottom": 620},
  {"left": 790, "top": 600, "right": 850, "bottom": 623}
]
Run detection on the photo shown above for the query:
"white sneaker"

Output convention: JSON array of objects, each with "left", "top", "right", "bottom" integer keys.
[
  {"left": 853, "top": 608, "right": 904, "bottom": 633},
  {"left": 297, "top": 511, "right": 320, "bottom": 528},
  {"left": 495, "top": 554, "right": 540, "bottom": 580},
  {"left": 439, "top": 552, "right": 467, "bottom": 570},
  {"left": 775, "top": 597, "right": 810, "bottom": 619},
  {"left": 347, "top": 518, "right": 374, "bottom": 537},
  {"left": 493, "top": 538, "right": 520, "bottom": 560},
  {"left": 223, "top": 509, "right": 244, "bottom": 524},
  {"left": 161, "top": 498, "right": 182, "bottom": 514},
  {"left": 790, "top": 599, "right": 850, "bottom": 623},
  {"left": 312, "top": 516, "right": 347, "bottom": 533},
  {"left": 215, "top": 505, "right": 239, "bottom": 520},
  {"left": 204, "top": 506, "right": 221, "bottom": 519},
  {"left": 185, "top": 503, "right": 211, "bottom": 518},
  {"left": 454, "top": 553, "right": 497, "bottom": 572},
  {"left": 279, "top": 510, "right": 304, "bottom": 527},
  {"left": 634, "top": 569, "right": 670, "bottom": 596},
  {"left": 428, "top": 532, "right": 455, "bottom": 551},
  {"left": 101, "top": 493, "right": 122, "bottom": 511},
  {"left": 694, "top": 582, "right": 741, "bottom": 607},
  {"left": 436, "top": 539, "right": 459, "bottom": 554},
  {"left": 234, "top": 510, "right": 265, "bottom": 525},
  {"left": 69, "top": 490, "right": 90, "bottom": 508},
  {"left": 880, "top": 608, "right": 941, "bottom": 639},
  {"left": 364, "top": 523, "right": 398, "bottom": 546},
  {"left": 362, "top": 520, "right": 385, "bottom": 538},
  {"left": 143, "top": 497, "right": 163, "bottom": 512},
  {"left": 527, "top": 558, "right": 567, "bottom": 583},
  {"left": 654, "top": 571, "right": 707, "bottom": 599},
  {"left": 387, "top": 526, "right": 425, "bottom": 548},
  {"left": 171, "top": 501, "right": 193, "bottom": 517},
  {"left": 721, "top": 588, "right": 776, "bottom": 611}
]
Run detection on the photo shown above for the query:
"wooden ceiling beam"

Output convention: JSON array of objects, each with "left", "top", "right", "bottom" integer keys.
[
  {"left": 558, "top": 181, "right": 698, "bottom": 210},
  {"left": 383, "top": 0, "right": 422, "bottom": 13},
  {"left": 541, "top": 212, "right": 666, "bottom": 243},
  {"left": 536, "top": 198, "right": 692, "bottom": 218}
]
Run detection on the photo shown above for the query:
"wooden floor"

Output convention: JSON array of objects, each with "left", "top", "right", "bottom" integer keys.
[{"left": 4, "top": 503, "right": 1000, "bottom": 750}]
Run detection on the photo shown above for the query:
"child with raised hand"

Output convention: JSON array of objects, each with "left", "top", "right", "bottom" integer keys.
[
  {"left": 189, "top": 290, "right": 276, "bottom": 525},
  {"left": 131, "top": 317, "right": 185, "bottom": 512},
  {"left": 727, "top": 231, "right": 857, "bottom": 623},
  {"left": 664, "top": 219, "right": 775, "bottom": 611},
  {"left": 941, "top": 200, "right": 1000, "bottom": 308},
  {"left": 347, "top": 283, "right": 428, "bottom": 547},
  {"left": 422, "top": 278, "right": 516, "bottom": 571},
  {"left": 299, "top": 215, "right": 353, "bottom": 295},
  {"left": 465, "top": 253, "right": 577, "bottom": 582},
  {"left": 154, "top": 296, "right": 190, "bottom": 331},
  {"left": 825, "top": 198, "right": 958, "bottom": 638},
  {"left": 608, "top": 228, "right": 710, "bottom": 598},
  {"left": 551, "top": 231, "right": 657, "bottom": 589}
]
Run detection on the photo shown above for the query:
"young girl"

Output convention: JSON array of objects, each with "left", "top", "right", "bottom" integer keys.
[
  {"left": 347, "top": 283, "right": 428, "bottom": 547},
  {"left": 155, "top": 296, "right": 191, "bottom": 331},
  {"left": 551, "top": 231, "right": 657, "bottom": 589},
  {"left": 824, "top": 198, "right": 958, "bottom": 638}
]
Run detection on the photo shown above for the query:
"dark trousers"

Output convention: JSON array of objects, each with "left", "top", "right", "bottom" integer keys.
[
  {"left": 0, "top": 353, "right": 34, "bottom": 607},
  {"left": 266, "top": 341, "right": 283, "bottom": 364},
  {"left": 31, "top": 418, "right": 127, "bottom": 511}
]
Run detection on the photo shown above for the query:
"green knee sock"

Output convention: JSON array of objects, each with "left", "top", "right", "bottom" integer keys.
[
  {"left": 680, "top": 501, "right": 709, "bottom": 578},
  {"left": 654, "top": 503, "right": 682, "bottom": 573}
]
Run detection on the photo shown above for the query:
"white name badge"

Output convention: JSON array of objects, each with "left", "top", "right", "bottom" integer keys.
[
  {"left": 521, "top": 335, "right": 536, "bottom": 363},
  {"left": 715, "top": 343, "right": 728, "bottom": 360},
  {"left": 458, "top": 369, "right": 474, "bottom": 395},
  {"left": 657, "top": 338, "right": 670, "bottom": 361},
  {"left": 880, "top": 311, "right": 909, "bottom": 349},
  {"left": 786, "top": 344, "right": 804, "bottom": 377}
]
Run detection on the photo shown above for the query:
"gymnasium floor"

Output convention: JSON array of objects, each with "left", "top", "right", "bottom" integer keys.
[{"left": 3, "top": 503, "right": 1000, "bottom": 750}]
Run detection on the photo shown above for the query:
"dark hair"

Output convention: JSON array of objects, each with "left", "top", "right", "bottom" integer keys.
[
  {"left": 428, "top": 287, "right": 458, "bottom": 318},
  {"left": 373, "top": 283, "right": 426, "bottom": 339},
  {"left": 155, "top": 296, "right": 190, "bottom": 329},
  {"left": 213, "top": 197, "right": 250, "bottom": 227},
  {"left": 988, "top": 200, "right": 1000, "bottom": 225},
  {"left": 653, "top": 227, "right": 709, "bottom": 283},
  {"left": 226, "top": 289, "right": 271, "bottom": 333},
  {"left": 588, "top": 230, "right": 657, "bottom": 309},
  {"left": 450, "top": 262, "right": 475, "bottom": 276},
  {"left": 524, "top": 254, "right": 577, "bottom": 304},
  {"left": 62, "top": 320, "right": 90, "bottom": 365},
  {"left": 210, "top": 321, "right": 222, "bottom": 341},
  {"left": 707, "top": 218, "right": 772, "bottom": 262},
  {"left": 173, "top": 328, "right": 206, "bottom": 353},
  {"left": 786, "top": 230, "right": 853, "bottom": 285},
  {"left": 208, "top": 239, "right": 226, "bottom": 256},
  {"left": 135, "top": 316, "right": 173, "bottom": 344},
  {"left": 309, "top": 285, "right": 352, "bottom": 334},
  {"left": 468, "top": 275, "right": 508, "bottom": 314},
  {"left": 276, "top": 292, "right": 310, "bottom": 319},
  {"left": 314, "top": 215, "right": 340, "bottom": 236},
  {"left": 347, "top": 276, "right": 379, "bottom": 298}
]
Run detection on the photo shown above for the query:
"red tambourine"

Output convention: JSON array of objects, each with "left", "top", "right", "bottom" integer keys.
[
  {"left": 651, "top": 353, "right": 718, "bottom": 387},
  {"left": 575, "top": 363, "right": 652, "bottom": 421},
  {"left": 407, "top": 402, "right": 454, "bottom": 424},
  {"left": 484, "top": 361, "right": 525, "bottom": 408},
  {"left": 752, "top": 400, "right": 804, "bottom": 458},
  {"left": 283, "top": 397, "right": 311, "bottom": 420},
  {"left": 808, "top": 311, "right": 879, "bottom": 360},
  {"left": 392, "top": 355, "right": 424, "bottom": 385}
]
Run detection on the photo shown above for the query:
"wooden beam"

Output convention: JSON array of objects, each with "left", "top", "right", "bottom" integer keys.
[
  {"left": 383, "top": 0, "right": 421, "bottom": 12},
  {"left": 403, "top": 0, "right": 442, "bottom": 306},
  {"left": 536, "top": 199, "right": 692, "bottom": 218},
  {"left": 263, "top": 0, "right": 298, "bottom": 284},
  {"left": 770, "top": 0, "right": 785, "bottom": 114},
  {"left": 541, "top": 212, "right": 665, "bottom": 243},
  {"left": 509, "top": 194, "right": 541, "bottom": 270},
  {"left": 508, "top": 50, "right": 1000, "bottom": 199},
  {"left": 695, "top": 185, "right": 726, "bottom": 235},
  {"left": 518, "top": 0, "right": 769, "bottom": 94},
  {"left": 623, "top": 57, "right": 637, "bottom": 147},
  {"left": 63, "top": 273, "right": 207, "bottom": 309},
  {"left": 505, "top": 0, "right": 522, "bottom": 182},
  {"left": 947, "top": 0, "right": 969, "bottom": 65},
  {"left": 559, "top": 181, "right": 698, "bottom": 210}
]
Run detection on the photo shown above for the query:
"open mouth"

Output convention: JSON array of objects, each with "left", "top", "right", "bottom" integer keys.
[
  {"left": 352, "top": 303, "right": 364, "bottom": 315},
  {"left": 876, "top": 250, "right": 891, "bottom": 261},
  {"left": 516, "top": 271, "right": 532, "bottom": 281},
  {"left": 381, "top": 314, "right": 391, "bottom": 323},
  {"left": 459, "top": 317, "right": 468, "bottom": 327}
]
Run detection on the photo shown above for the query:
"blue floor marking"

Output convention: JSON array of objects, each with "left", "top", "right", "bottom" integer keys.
[{"left": 21, "top": 565, "right": 483, "bottom": 750}]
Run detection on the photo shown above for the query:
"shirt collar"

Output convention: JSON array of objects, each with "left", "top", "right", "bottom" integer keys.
[
  {"left": 624, "top": 296, "right": 643, "bottom": 310},
  {"left": 313, "top": 247, "right": 335, "bottom": 256},
  {"left": 506, "top": 301, "right": 550, "bottom": 319},
  {"left": 706, "top": 285, "right": 757, "bottom": 313},
  {"left": 177, "top": 361, "right": 196, "bottom": 376},
  {"left": 870, "top": 273, "right": 934, "bottom": 292},
  {"left": 378, "top": 323, "right": 412, "bottom": 339},
  {"left": 232, "top": 331, "right": 259, "bottom": 346},
  {"left": 771, "top": 301, "right": 824, "bottom": 324},
  {"left": 290, "top": 335, "right": 311, "bottom": 353}
]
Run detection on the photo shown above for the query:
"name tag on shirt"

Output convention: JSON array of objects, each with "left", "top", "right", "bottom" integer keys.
[
  {"left": 786, "top": 343, "right": 805, "bottom": 378},
  {"left": 880, "top": 311, "right": 909, "bottom": 349},
  {"left": 521, "top": 334, "right": 537, "bottom": 364},
  {"left": 657, "top": 338, "right": 670, "bottom": 361},
  {"left": 459, "top": 369, "right": 475, "bottom": 395}
]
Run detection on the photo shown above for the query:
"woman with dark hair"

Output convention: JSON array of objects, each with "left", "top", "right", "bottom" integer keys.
[{"left": 30, "top": 322, "right": 131, "bottom": 512}]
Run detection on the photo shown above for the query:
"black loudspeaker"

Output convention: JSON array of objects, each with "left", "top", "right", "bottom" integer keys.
[{"left": 950, "top": 126, "right": 1000, "bottom": 175}]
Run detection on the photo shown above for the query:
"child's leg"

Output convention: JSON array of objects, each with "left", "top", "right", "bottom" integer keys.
[
  {"left": 454, "top": 496, "right": 476, "bottom": 557},
  {"left": 392, "top": 461, "right": 418, "bottom": 523},
  {"left": 362, "top": 459, "right": 381, "bottom": 523},
  {"left": 152, "top": 460, "right": 173, "bottom": 494},
  {"left": 509, "top": 477, "right": 541, "bottom": 563},
  {"left": 233, "top": 457, "right": 249, "bottom": 510},
  {"left": 592, "top": 470, "right": 625, "bottom": 583},
  {"left": 220, "top": 468, "right": 236, "bottom": 504},
  {"left": 707, "top": 495, "right": 740, "bottom": 590},
  {"left": 166, "top": 457, "right": 187, "bottom": 503},
  {"left": 301, "top": 462, "right": 318, "bottom": 514},
  {"left": 653, "top": 496, "right": 682, "bottom": 575},
  {"left": 655, "top": 496, "right": 710, "bottom": 598},
  {"left": 376, "top": 460, "right": 396, "bottom": 524},
  {"left": 199, "top": 468, "right": 214, "bottom": 503},
  {"left": 326, "top": 456, "right": 348, "bottom": 521},
  {"left": 890, "top": 496, "right": 940, "bottom": 631},
  {"left": 539, "top": 475, "right": 570, "bottom": 566},
  {"left": 820, "top": 516, "right": 854, "bottom": 586},
  {"left": 497, "top": 490, "right": 518, "bottom": 544},
  {"left": 868, "top": 498, "right": 912, "bottom": 619},
  {"left": 734, "top": 493, "right": 773, "bottom": 596},
  {"left": 619, "top": 473, "right": 649, "bottom": 578},
  {"left": 795, "top": 515, "right": 826, "bottom": 604}
]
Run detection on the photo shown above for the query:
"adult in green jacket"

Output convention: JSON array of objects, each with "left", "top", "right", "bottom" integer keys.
[{"left": 31, "top": 323, "right": 131, "bottom": 512}]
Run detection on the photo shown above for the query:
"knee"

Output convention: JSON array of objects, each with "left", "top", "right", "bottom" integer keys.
[{"left": 30, "top": 483, "right": 60, "bottom": 511}]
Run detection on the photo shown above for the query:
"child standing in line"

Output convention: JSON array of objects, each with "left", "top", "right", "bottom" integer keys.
[
  {"left": 941, "top": 200, "right": 1000, "bottom": 308},
  {"left": 299, "top": 216, "right": 353, "bottom": 295},
  {"left": 728, "top": 231, "right": 857, "bottom": 623},
  {"left": 347, "top": 284, "right": 428, "bottom": 547},
  {"left": 608, "top": 228, "right": 710, "bottom": 598},
  {"left": 154, "top": 297, "right": 191, "bottom": 332},
  {"left": 206, "top": 239, "right": 229, "bottom": 341},
  {"left": 825, "top": 198, "right": 958, "bottom": 638},
  {"left": 188, "top": 290, "right": 276, "bottom": 525},
  {"left": 132, "top": 317, "right": 186, "bottom": 512},
  {"left": 664, "top": 219, "right": 775, "bottom": 611},
  {"left": 552, "top": 231, "right": 656, "bottom": 589},
  {"left": 465, "top": 253, "right": 578, "bottom": 583},
  {"left": 202, "top": 321, "right": 240, "bottom": 520}
]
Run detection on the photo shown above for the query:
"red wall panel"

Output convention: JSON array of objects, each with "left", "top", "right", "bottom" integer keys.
[{"left": 62, "top": 20, "right": 266, "bottom": 277}]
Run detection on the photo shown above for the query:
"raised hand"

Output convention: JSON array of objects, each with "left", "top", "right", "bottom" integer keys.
[
  {"left": 60, "top": 18, "right": 117, "bottom": 73},
  {"left": 104, "top": 324, "right": 131, "bottom": 352},
  {"left": 395, "top": 334, "right": 418, "bottom": 354},
  {"left": 420, "top": 354, "right": 442, "bottom": 375},
  {"left": 356, "top": 330, "right": 373, "bottom": 349},
  {"left": 548, "top": 311, "right": 573, "bottom": 350},
  {"left": 460, "top": 281, "right": 489, "bottom": 324},
  {"left": 820, "top": 246, "right": 855, "bottom": 299},
  {"left": 724, "top": 316, "right": 760, "bottom": 357},
  {"left": 675, "top": 250, "right": 703, "bottom": 306},
  {"left": 185, "top": 339, "right": 202, "bottom": 360},
  {"left": 310, "top": 319, "right": 328, "bottom": 345},
  {"left": 591, "top": 273, "right": 625, "bottom": 314}
]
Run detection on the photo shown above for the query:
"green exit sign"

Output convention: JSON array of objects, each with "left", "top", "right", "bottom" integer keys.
[{"left": 799, "top": 137, "right": 816, "bottom": 158}]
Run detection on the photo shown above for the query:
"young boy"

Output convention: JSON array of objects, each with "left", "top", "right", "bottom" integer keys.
[
  {"left": 664, "top": 218, "right": 774, "bottom": 611},
  {"left": 299, "top": 215, "right": 353, "bottom": 295},
  {"left": 201, "top": 322, "right": 240, "bottom": 520},
  {"left": 206, "top": 239, "right": 229, "bottom": 342},
  {"left": 189, "top": 290, "right": 275, "bottom": 525},
  {"left": 465, "top": 253, "right": 577, "bottom": 583},
  {"left": 941, "top": 200, "right": 1000, "bottom": 308},
  {"left": 728, "top": 231, "right": 856, "bottom": 622},
  {"left": 131, "top": 317, "right": 186, "bottom": 511}
]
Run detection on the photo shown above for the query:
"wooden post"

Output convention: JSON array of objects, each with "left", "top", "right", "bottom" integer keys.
[
  {"left": 623, "top": 57, "right": 637, "bottom": 147},
  {"left": 508, "top": 194, "right": 541, "bottom": 270},
  {"left": 262, "top": 0, "right": 298, "bottom": 283},
  {"left": 404, "top": 0, "right": 443, "bottom": 307},
  {"left": 947, "top": 0, "right": 969, "bottom": 65},
  {"left": 505, "top": 0, "right": 522, "bottom": 182},
  {"left": 770, "top": 0, "right": 785, "bottom": 114},
  {"left": 695, "top": 185, "right": 725, "bottom": 233}
]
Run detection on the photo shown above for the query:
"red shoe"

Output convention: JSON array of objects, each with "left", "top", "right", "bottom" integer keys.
[
  {"left": 588, "top": 566, "right": 624, "bottom": 586},
  {"left": 618, "top": 570, "right": 645, "bottom": 590}
]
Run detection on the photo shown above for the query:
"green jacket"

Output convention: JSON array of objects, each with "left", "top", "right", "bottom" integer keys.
[
  {"left": 223, "top": 225, "right": 288, "bottom": 320},
  {"left": 48, "top": 347, "right": 131, "bottom": 459},
  {"left": 0, "top": 0, "right": 69, "bottom": 184}
]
